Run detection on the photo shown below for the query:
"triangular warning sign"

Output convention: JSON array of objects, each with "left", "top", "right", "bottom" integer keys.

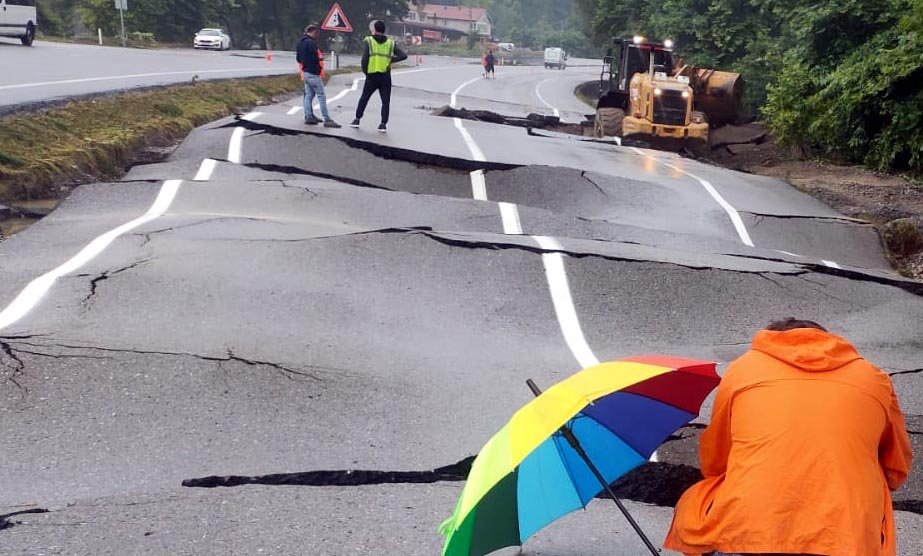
[{"left": 321, "top": 3, "right": 353, "bottom": 32}]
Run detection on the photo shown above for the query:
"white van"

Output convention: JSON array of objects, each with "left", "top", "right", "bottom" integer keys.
[
  {"left": 0, "top": 0, "right": 36, "bottom": 46},
  {"left": 544, "top": 47, "right": 566, "bottom": 70}
]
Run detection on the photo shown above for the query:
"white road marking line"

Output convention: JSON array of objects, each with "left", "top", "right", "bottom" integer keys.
[
  {"left": 228, "top": 112, "right": 261, "bottom": 163},
  {"left": 533, "top": 235, "right": 602, "bottom": 370},
  {"left": 193, "top": 158, "right": 218, "bottom": 181},
  {"left": 0, "top": 180, "right": 183, "bottom": 331},
  {"left": 454, "top": 118, "right": 487, "bottom": 161},
  {"left": 535, "top": 78, "right": 560, "bottom": 117},
  {"left": 498, "top": 202, "right": 523, "bottom": 234},
  {"left": 775, "top": 249, "right": 803, "bottom": 257},
  {"left": 0, "top": 68, "right": 292, "bottom": 91},
  {"left": 631, "top": 147, "right": 754, "bottom": 247},
  {"left": 447, "top": 71, "right": 604, "bottom": 391},
  {"left": 470, "top": 170, "right": 487, "bottom": 200},
  {"left": 227, "top": 128, "right": 245, "bottom": 163},
  {"left": 822, "top": 259, "right": 842, "bottom": 269},
  {"left": 450, "top": 76, "right": 483, "bottom": 109},
  {"left": 287, "top": 106, "right": 302, "bottom": 115}
]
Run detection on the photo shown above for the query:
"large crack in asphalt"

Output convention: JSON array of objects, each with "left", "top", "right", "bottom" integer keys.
[
  {"left": 180, "top": 455, "right": 922, "bottom": 514},
  {"left": 0, "top": 339, "right": 335, "bottom": 383},
  {"left": 227, "top": 117, "right": 519, "bottom": 173},
  {"left": 180, "top": 456, "right": 701, "bottom": 508},
  {"left": 0, "top": 508, "right": 50, "bottom": 531}
]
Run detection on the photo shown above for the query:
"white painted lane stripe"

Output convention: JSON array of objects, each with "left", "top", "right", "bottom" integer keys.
[
  {"left": 535, "top": 78, "right": 560, "bottom": 118},
  {"left": 0, "top": 68, "right": 292, "bottom": 91},
  {"left": 451, "top": 76, "right": 483, "bottom": 109},
  {"left": 287, "top": 106, "right": 301, "bottom": 115},
  {"left": 533, "top": 235, "right": 602, "bottom": 370},
  {"left": 0, "top": 180, "right": 183, "bottom": 331},
  {"left": 822, "top": 259, "right": 842, "bottom": 269},
  {"left": 470, "top": 170, "right": 487, "bottom": 200},
  {"left": 227, "top": 128, "right": 245, "bottom": 164},
  {"left": 454, "top": 118, "right": 487, "bottom": 161},
  {"left": 631, "top": 147, "right": 754, "bottom": 247},
  {"left": 227, "top": 112, "right": 261, "bottom": 163},
  {"left": 193, "top": 158, "right": 218, "bottom": 181},
  {"left": 498, "top": 202, "right": 523, "bottom": 234}
]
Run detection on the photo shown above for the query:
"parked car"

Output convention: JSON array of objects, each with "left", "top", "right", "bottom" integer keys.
[
  {"left": 544, "top": 47, "right": 567, "bottom": 70},
  {"left": 194, "top": 28, "right": 231, "bottom": 50},
  {"left": 0, "top": 0, "right": 37, "bottom": 46}
]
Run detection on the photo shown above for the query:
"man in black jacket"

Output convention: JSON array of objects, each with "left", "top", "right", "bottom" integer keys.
[
  {"left": 296, "top": 25, "right": 341, "bottom": 128},
  {"left": 350, "top": 20, "right": 408, "bottom": 132}
]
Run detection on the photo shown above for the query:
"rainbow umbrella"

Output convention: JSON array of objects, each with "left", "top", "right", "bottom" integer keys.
[{"left": 438, "top": 355, "right": 719, "bottom": 556}]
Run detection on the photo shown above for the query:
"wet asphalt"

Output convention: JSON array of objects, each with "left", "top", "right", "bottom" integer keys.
[{"left": 0, "top": 57, "right": 920, "bottom": 554}]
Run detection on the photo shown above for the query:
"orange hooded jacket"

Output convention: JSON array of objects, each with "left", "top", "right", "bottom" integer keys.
[{"left": 664, "top": 328, "right": 912, "bottom": 556}]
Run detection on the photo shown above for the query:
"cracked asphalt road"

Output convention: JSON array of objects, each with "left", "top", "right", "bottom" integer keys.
[{"left": 0, "top": 58, "right": 920, "bottom": 555}]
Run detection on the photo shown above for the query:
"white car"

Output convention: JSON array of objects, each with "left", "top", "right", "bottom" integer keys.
[
  {"left": 0, "top": 0, "right": 37, "bottom": 46},
  {"left": 544, "top": 47, "right": 567, "bottom": 70},
  {"left": 194, "top": 28, "right": 231, "bottom": 51}
]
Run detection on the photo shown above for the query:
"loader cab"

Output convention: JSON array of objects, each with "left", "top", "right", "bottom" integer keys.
[{"left": 606, "top": 39, "right": 673, "bottom": 91}]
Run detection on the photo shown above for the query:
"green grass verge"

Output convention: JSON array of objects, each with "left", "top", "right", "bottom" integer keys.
[{"left": 0, "top": 73, "right": 331, "bottom": 203}]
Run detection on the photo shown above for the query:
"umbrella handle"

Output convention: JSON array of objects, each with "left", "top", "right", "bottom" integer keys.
[{"left": 526, "top": 379, "right": 662, "bottom": 556}]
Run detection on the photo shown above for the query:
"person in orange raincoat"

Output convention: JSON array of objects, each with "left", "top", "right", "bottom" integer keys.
[{"left": 665, "top": 318, "right": 912, "bottom": 556}]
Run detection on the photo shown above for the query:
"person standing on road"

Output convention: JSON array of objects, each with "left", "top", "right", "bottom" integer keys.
[
  {"left": 664, "top": 318, "right": 913, "bottom": 556},
  {"left": 350, "top": 20, "right": 408, "bottom": 132},
  {"left": 484, "top": 50, "right": 496, "bottom": 80},
  {"left": 296, "top": 25, "right": 341, "bottom": 128}
]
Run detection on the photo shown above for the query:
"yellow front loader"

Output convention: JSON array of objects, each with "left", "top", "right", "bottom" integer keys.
[{"left": 594, "top": 37, "right": 744, "bottom": 155}]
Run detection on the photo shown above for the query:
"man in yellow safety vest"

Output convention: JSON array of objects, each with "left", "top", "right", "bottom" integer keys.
[{"left": 350, "top": 20, "right": 408, "bottom": 132}]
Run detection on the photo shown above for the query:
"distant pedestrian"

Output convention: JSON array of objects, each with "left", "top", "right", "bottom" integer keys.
[
  {"left": 664, "top": 318, "right": 913, "bottom": 556},
  {"left": 350, "top": 20, "right": 408, "bottom": 133},
  {"left": 484, "top": 50, "right": 496, "bottom": 79},
  {"left": 296, "top": 24, "right": 341, "bottom": 128}
]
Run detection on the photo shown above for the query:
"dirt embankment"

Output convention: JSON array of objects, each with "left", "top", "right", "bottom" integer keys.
[{"left": 708, "top": 123, "right": 923, "bottom": 279}]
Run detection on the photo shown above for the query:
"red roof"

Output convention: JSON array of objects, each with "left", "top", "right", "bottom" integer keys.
[{"left": 421, "top": 4, "right": 487, "bottom": 22}]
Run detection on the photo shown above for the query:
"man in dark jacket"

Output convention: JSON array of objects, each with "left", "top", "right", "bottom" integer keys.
[
  {"left": 296, "top": 25, "right": 341, "bottom": 128},
  {"left": 350, "top": 20, "right": 408, "bottom": 132}
]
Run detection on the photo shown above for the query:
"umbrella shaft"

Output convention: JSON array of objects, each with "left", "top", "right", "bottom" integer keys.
[
  {"left": 562, "top": 427, "right": 661, "bottom": 556},
  {"left": 526, "top": 379, "right": 660, "bottom": 555}
]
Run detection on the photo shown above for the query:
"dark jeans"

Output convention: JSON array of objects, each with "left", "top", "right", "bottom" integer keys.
[{"left": 355, "top": 72, "right": 392, "bottom": 124}]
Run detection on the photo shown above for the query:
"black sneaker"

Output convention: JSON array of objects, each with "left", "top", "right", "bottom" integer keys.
[
  {"left": 377, "top": 123, "right": 387, "bottom": 133},
  {"left": 350, "top": 119, "right": 361, "bottom": 128},
  {"left": 304, "top": 115, "right": 321, "bottom": 125},
  {"left": 324, "top": 119, "right": 342, "bottom": 128}
]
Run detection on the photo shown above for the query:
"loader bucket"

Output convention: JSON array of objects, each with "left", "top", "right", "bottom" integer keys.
[{"left": 691, "top": 69, "right": 744, "bottom": 125}]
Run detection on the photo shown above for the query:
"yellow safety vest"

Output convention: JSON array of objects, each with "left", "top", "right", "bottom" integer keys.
[{"left": 366, "top": 36, "right": 394, "bottom": 74}]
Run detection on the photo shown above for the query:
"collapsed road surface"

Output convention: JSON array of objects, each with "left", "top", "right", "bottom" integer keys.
[{"left": 1, "top": 57, "right": 920, "bottom": 554}]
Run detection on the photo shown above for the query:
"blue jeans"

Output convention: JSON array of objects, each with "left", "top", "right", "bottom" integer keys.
[{"left": 303, "top": 73, "right": 329, "bottom": 120}]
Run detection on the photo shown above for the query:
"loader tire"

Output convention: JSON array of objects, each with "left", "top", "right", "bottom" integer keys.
[{"left": 594, "top": 108, "right": 624, "bottom": 138}]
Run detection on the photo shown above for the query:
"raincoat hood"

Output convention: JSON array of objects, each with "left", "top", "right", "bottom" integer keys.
[{"left": 751, "top": 328, "right": 862, "bottom": 372}]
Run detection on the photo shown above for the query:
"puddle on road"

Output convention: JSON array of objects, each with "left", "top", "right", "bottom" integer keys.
[{"left": 0, "top": 199, "right": 59, "bottom": 239}]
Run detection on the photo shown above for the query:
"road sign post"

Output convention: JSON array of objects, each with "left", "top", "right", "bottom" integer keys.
[{"left": 114, "top": 0, "right": 127, "bottom": 47}]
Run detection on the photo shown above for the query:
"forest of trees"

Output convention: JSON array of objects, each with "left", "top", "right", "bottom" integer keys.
[{"left": 35, "top": 0, "right": 923, "bottom": 173}]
